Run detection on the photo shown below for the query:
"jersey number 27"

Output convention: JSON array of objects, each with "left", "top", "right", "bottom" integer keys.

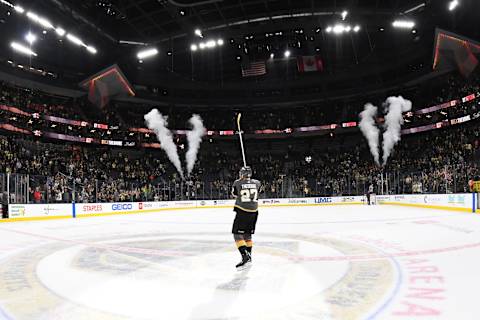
[{"left": 240, "top": 188, "right": 258, "bottom": 202}]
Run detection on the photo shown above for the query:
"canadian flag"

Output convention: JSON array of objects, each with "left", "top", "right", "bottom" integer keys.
[{"left": 297, "top": 56, "right": 324, "bottom": 72}]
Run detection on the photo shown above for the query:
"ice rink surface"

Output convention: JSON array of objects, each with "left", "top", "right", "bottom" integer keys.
[{"left": 0, "top": 204, "right": 479, "bottom": 320}]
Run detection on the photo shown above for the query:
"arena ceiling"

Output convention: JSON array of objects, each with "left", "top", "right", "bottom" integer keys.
[
  {"left": 45, "top": 0, "right": 436, "bottom": 42},
  {"left": 0, "top": 0, "right": 479, "bottom": 103}
]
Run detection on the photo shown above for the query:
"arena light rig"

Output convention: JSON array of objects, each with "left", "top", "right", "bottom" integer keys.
[
  {"left": 25, "top": 32, "right": 37, "bottom": 45},
  {"left": 194, "top": 29, "right": 203, "bottom": 38},
  {"left": 449, "top": 0, "right": 459, "bottom": 11},
  {"left": 392, "top": 20, "right": 415, "bottom": 29},
  {"left": 65, "top": 33, "right": 96, "bottom": 54},
  {"left": 325, "top": 24, "right": 361, "bottom": 34},
  {"left": 0, "top": 1, "right": 97, "bottom": 55},
  {"left": 137, "top": 48, "right": 159, "bottom": 60},
  {"left": 10, "top": 42, "right": 37, "bottom": 56},
  {"left": 55, "top": 28, "right": 66, "bottom": 37},
  {"left": 26, "top": 11, "right": 55, "bottom": 30},
  {"left": 190, "top": 39, "right": 224, "bottom": 51}
]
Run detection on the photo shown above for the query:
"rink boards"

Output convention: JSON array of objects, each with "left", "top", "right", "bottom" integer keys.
[{"left": 2, "top": 193, "right": 477, "bottom": 221}]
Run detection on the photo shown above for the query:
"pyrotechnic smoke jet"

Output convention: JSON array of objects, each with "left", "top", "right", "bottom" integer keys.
[
  {"left": 186, "top": 114, "right": 206, "bottom": 176},
  {"left": 382, "top": 96, "right": 412, "bottom": 165},
  {"left": 359, "top": 103, "right": 381, "bottom": 166},
  {"left": 145, "top": 109, "right": 184, "bottom": 179}
]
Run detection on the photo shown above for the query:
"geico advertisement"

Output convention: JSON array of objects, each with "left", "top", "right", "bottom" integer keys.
[{"left": 77, "top": 202, "right": 137, "bottom": 214}]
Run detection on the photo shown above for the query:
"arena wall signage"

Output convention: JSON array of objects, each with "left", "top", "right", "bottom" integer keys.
[
  {"left": 7, "top": 203, "right": 72, "bottom": 219},
  {"left": 4, "top": 194, "right": 476, "bottom": 221},
  {"left": 0, "top": 91, "right": 479, "bottom": 148},
  {"left": 377, "top": 193, "right": 474, "bottom": 212}
]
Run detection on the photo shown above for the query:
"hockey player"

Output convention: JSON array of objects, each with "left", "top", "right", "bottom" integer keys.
[
  {"left": 367, "top": 183, "right": 374, "bottom": 205},
  {"left": 231, "top": 166, "right": 261, "bottom": 269}
]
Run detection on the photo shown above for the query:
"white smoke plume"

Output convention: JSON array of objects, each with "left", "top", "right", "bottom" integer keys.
[
  {"left": 382, "top": 96, "right": 412, "bottom": 165},
  {"left": 359, "top": 103, "right": 381, "bottom": 166},
  {"left": 144, "top": 109, "right": 184, "bottom": 179},
  {"left": 186, "top": 114, "right": 206, "bottom": 176}
]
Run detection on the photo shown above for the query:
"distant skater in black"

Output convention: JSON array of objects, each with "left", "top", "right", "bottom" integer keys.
[{"left": 231, "top": 166, "right": 261, "bottom": 269}]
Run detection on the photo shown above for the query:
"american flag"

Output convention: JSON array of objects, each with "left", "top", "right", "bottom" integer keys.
[{"left": 241, "top": 61, "right": 266, "bottom": 77}]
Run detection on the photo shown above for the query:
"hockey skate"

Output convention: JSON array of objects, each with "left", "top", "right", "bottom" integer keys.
[{"left": 236, "top": 251, "right": 252, "bottom": 270}]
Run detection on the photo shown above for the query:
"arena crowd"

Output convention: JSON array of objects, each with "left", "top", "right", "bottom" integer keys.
[{"left": 0, "top": 72, "right": 479, "bottom": 204}]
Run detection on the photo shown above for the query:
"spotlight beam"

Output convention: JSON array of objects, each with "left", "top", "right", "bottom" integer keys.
[
  {"left": 137, "top": 48, "right": 159, "bottom": 59},
  {"left": 66, "top": 33, "right": 85, "bottom": 46},
  {"left": 11, "top": 42, "right": 38, "bottom": 56},
  {"left": 449, "top": 0, "right": 459, "bottom": 11},
  {"left": 392, "top": 20, "right": 415, "bottom": 29}
]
